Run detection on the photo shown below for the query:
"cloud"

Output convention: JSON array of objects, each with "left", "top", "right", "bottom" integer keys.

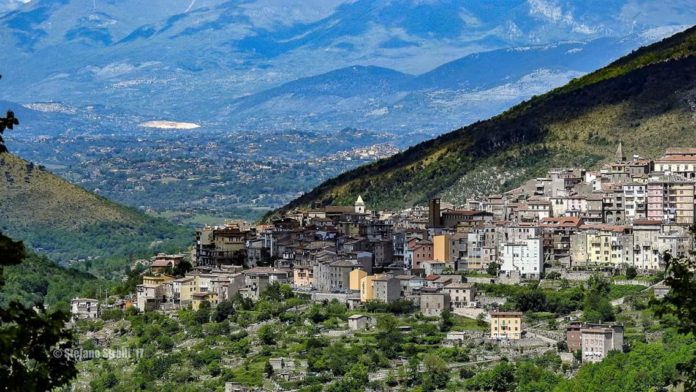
[
  {"left": 527, "top": 0, "right": 597, "bottom": 34},
  {"left": 0, "top": 0, "right": 31, "bottom": 14}
]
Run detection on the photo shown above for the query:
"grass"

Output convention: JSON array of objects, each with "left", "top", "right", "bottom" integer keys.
[
  {"left": 608, "top": 285, "right": 646, "bottom": 301},
  {"left": 450, "top": 315, "right": 487, "bottom": 332}
]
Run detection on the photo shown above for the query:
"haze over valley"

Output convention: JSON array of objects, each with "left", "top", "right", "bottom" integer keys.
[{"left": 2, "top": 0, "right": 695, "bottom": 221}]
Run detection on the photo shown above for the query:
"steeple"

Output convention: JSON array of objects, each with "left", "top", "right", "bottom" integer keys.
[
  {"left": 616, "top": 141, "right": 626, "bottom": 162},
  {"left": 354, "top": 195, "right": 365, "bottom": 214}
]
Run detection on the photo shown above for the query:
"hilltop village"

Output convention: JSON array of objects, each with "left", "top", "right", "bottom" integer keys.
[{"left": 69, "top": 146, "right": 696, "bottom": 390}]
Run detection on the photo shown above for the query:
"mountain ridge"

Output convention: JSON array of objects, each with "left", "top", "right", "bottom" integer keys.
[{"left": 270, "top": 25, "right": 696, "bottom": 216}]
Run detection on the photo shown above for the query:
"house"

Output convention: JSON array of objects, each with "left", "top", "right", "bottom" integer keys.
[
  {"left": 371, "top": 275, "right": 401, "bottom": 303},
  {"left": 150, "top": 253, "right": 185, "bottom": 274},
  {"left": 191, "top": 292, "right": 218, "bottom": 310},
  {"left": 314, "top": 260, "right": 355, "bottom": 293},
  {"left": 490, "top": 311, "right": 523, "bottom": 340},
  {"left": 348, "top": 314, "right": 370, "bottom": 331},
  {"left": 443, "top": 283, "right": 476, "bottom": 310},
  {"left": 422, "top": 260, "right": 447, "bottom": 276},
  {"left": 581, "top": 325, "right": 624, "bottom": 363},
  {"left": 565, "top": 322, "right": 584, "bottom": 353},
  {"left": 420, "top": 288, "right": 450, "bottom": 317},
  {"left": 70, "top": 298, "right": 99, "bottom": 321},
  {"left": 349, "top": 268, "right": 367, "bottom": 291},
  {"left": 500, "top": 238, "right": 543, "bottom": 279},
  {"left": 653, "top": 283, "right": 670, "bottom": 299}
]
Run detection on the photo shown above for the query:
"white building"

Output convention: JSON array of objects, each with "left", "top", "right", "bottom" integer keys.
[
  {"left": 500, "top": 238, "right": 543, "bottom": 279},
  {"left": 70, "top": 298, "right": 99, "bottom": 321}
]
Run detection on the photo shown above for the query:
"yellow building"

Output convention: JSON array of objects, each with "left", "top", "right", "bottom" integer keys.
[
  {"left": 432, "top": 234, "right": 450, "bottom": 262},
  {"left": 490, "top": 311, "right": 523, "bottom": 340},
  {"left": 142, "top": 275, "right": 174, "bottom": 286},
  {"left": 191, "top": 292, "right": 218, "bottom": 310},
  {"left": 293, "top": 266, "right": 314, "bottom": 288},
  {"left": 179, "top": 275, "right": 200, "bottom": 303},
  {"left": 360, "top": 275, "right": 377, "bottom": 302},
  {"left": 350, "top": 269, "right": 368, "bottom": 291}
]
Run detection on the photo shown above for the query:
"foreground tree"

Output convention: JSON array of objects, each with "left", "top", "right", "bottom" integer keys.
[
  {"left": 653, "top": 231, "right": 696, "bottom": 391},
  {"left": 0, "top": 233, "right": 78, "bottom": 390},
  {"left": 0, "top": 75, "right": 19, "bottom": 153}
]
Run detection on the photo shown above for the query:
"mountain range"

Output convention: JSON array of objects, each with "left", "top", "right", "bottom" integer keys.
[
  {"left": 0, "top": 0, "right": 694, "bottom": 134},
  {"left": 271, "top": 25, "right": 696, "bottom": 214}
]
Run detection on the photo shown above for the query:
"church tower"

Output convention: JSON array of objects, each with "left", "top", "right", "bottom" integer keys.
[
  {"left": 354, "top": 195, "right": 365, "bottom": 214},
  {"left": 616, "top": 141, "right": 626, "bottom": 162}
]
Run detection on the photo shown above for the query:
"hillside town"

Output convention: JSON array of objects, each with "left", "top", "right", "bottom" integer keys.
[{"left": 66, "top": 145, "right": 696, "bottom": 381}]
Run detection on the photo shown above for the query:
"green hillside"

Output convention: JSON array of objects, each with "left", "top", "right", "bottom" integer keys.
[
  {"left": 272, "top": 26, "right": 696, "bottom": 214},
  {"left": 0, "top": 152, "right": 191, "bottom": 271}
]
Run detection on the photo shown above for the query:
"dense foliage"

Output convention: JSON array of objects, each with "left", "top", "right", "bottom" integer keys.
[{"left": 0, "top": 233, "right": 77, "bottom": 390}]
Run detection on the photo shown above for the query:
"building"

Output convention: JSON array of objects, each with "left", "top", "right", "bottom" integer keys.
[
  {"left": 348, "top": 314, "right": 370, "bottom": 331},
  {"left": 70, "top": 298, "right": 99, "bottom": 321},
  {"left": 581, "top": 325, "right": 624, "bottom": 363},
  {"left": 500, "top": 238, "right": 543, "bottom": 279},
  {"left": 441, "top": 210, "right": 494, "bottom": 229},
  {"left": 647, "top": 175, "right": 695, "bottom": 225},
  {"left": 150, "top": 253, "right": 185, "bottom": 274},
  {"left": 490, "top": 311, "right": 523, "bottom": 340},
  {"left": 371, "top": 275, "right": 401, "bottom": 303},
  {"left": 313, "top": 260, "right": 355, "bottom": 292},
  {"left": 195, "top": 223, "right": 254, "bottom": 266},
  {"left": 443, "top": 283, "right": 476, "bottom": 310},
  {"left": 565, "top": 322, "right": 584, "bottom": 353},
  {"left": 654, "top": 147, "right": 696, "bottom": 179},
  {"left": 428, "top": 198, "right": 442, "bottom": 228},
  {"left": 349, "top": 268, "right": 367, "bottom": 291},
  {"left": 354, "top": 195, "right": 366, "bottom": 214},
  {"left": 420, "top": 289, "right": 450, "bottom": 317},
  {"left": 433, "top": 234, "right": 457, "bottom": 262}
]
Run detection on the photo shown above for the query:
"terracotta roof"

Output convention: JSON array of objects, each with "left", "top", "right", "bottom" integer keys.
[
  {"left": 656, "top": 155, "right": 696, "bottom": 162},
  {"left": 540, "top": 217, "right": 582, "bottom": 228},
  {"left": 665, "top": 147, "right": 696, "bottom": 155},
  {"left": 579, "top": 224, "right": 627, "bottom": 233},
  {"left": 491, "top": 311, "right": 523, "bottom": 317},
  {"left": 632, "top": 219, "right": 662, "bottom": 226},
  {"left": 151, "top": 259, "right": 175, "bottom": 267}
]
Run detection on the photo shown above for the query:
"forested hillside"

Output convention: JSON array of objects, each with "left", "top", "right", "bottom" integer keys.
[
  {"left": 0, "top": 152, "right": 190, "bottom": 270},
  {"left": 273, "top": 25, "right": 696, "bottom": 214}
]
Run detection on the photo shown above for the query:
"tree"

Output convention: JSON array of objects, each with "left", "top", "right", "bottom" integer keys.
[
  {"left": 653, "top": 242, "right": 696, "bottom": 390},
  {"left": 421, "top": 354, "right": 449, "bottom": 391},
  {"left": 172, "top": 260, "right": 192, "bottom": 277},
  {"left": 625, "top": 266, "right": 638, "bottom": 280},
  {"left": 439, "top": 309, "right": 453, "bottom": 332},
  {"left": 487, "top": 262, "right": 501, "bottom": 276},
  {"left": 213, "top": 300, "right": 235, "bottom": 322},
  {"left": 583, "top": 273, "right": 614, "bottom": 323},
  {"left": 264, "top": 360, "right": 274, "bottom": 377},
  {"left": 258, "top": 324, "right": 277, "bottom": 345},
  {"left": 194, "top": 301, "right": 211, "bottom": 324},
  {"left": 0, "top": 233, "right": 77, "bottom": 390},
  {"left": 0, "top": 76, "right": 19, "bottom": 153}
]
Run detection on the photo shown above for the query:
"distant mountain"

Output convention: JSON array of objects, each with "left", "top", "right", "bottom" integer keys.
[
  {"left": 0, "top": 152, "right": 190, "bottom": 271},
  {"left": 221, "top": 36, "right": 647, "bottom": 133},
  {"left": 0, "top": 0, "right": 694, "bottom": 133},
  {"left": 271, "top": 25, "right": 696, "bottom": 214}
]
